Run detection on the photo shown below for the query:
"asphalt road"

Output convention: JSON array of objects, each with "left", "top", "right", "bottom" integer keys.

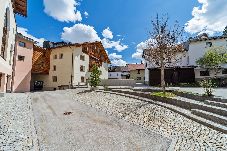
[{"left": 31, "top": 91, "right": 171, "bottom": 151}]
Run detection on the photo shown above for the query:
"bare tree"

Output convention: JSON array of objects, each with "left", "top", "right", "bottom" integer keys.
[{"left": 143, "top": 14, "right": 185, "bottom": 93}]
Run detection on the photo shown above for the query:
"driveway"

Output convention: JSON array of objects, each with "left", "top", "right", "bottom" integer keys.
[{"left": 31, "top": 91, "right": 171, "bottom": 151}]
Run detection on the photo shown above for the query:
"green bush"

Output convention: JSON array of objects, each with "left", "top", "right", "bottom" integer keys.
[
  {"left": 200, "top": 79, "right": 216, "bottom": 96},
  {"left": 89, "top": 65, "right": 101, "bottom": 88}
]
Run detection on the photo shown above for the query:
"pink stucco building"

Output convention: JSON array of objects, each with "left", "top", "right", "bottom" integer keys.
[{"left": 12, "top": 33, "right": 34, "bottom": 92}]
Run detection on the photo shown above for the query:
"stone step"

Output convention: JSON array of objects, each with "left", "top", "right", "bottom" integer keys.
[
  {"left": 98, "top": 90, "right": 227, "bottom": 134},
  {"left": 111, "top": 89, "right": 227, "bottom": 117},
  {"left": 191, "top": 109, "right": 227, "bottom": 126},
  {"left": 204, "top": 100, "right": 227, "bottom": 109}
]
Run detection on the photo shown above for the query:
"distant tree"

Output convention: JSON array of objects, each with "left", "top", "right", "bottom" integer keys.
[
  {"left": 143, "top": 14, "right": 185, "bottom": 93},
  {"left": 223, "top": 26, "right": 227, "bottom": 36},
  {"left": 89, "top": 64, "right": 101, "bottom": 88},
  {"left": 196, "top": 46, "right": 227, "bottom": 77},
  {"left": 196, "top": 46, "right": 227, "bottom": 96}
]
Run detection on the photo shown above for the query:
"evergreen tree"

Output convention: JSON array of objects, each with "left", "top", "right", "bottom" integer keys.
[{"left": 89, "top": 64, "right": 101, "bottom": 88}]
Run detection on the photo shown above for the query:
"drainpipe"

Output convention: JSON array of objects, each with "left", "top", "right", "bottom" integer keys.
[{"left": 69, "top": 46, "right": 74, "bottom": 88}]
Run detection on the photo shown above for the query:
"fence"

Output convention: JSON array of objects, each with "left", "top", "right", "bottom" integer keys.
[{"left": 100, "top": 79, "right": 136, "bottom": 87}]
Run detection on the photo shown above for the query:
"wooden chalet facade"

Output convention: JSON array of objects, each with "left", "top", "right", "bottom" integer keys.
[{"left": 12, "top": 0, "right": 27, "bottom": 17}]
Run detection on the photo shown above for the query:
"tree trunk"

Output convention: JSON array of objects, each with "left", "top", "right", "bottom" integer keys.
[{"left": 160, "top": 58, "right": 166, "bottom": 94}]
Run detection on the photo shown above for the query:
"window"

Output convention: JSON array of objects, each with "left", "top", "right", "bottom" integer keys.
[
  {"left": 52, "top": 76, "right": 57, "bottom": 82},
  {"left": 206, "top": 42, "right": 212, "bottom": 47},
  {"left": 137, "top": 77, "right": 142, "bottom": 80},
  {"left": 137, "top": 69, "right": 141, "bottom": 74},
  {"left": 200, "top": 71, "right": 210, "bottom": 76},
  {"left": 53, "top": 55, "right": 57, "bottom": 59},
  {"left": 19, "top": 41, "right": 26, "bottom": 47},
  {"left": 81, "top": 76, "right": 85, "bottom": 83},
  {"left": 53, "top": 65, "right": 56, "bottom": 71},
  {"left": 222, "top": 69, "right": 227, "bottom": 74},
  {"left": 59, "top": 53, "right": 63, "bottom": 59},
  {"left": 80, "top": 55, "right": 85, "bottom": 61},
  {"left": 18, "top": 55, "right": 25, "bottom": 61},
  {"left": 80, "top": 65, "right": 85, "bottom": 72}
]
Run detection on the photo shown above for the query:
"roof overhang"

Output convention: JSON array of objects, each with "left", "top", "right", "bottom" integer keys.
[{"left": 12, "top": 0, "right": 27, "bottom": 17}]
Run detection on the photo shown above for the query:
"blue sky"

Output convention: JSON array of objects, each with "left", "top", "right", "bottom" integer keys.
[{"left": 16, "top": 0, "right": 227, "bottom": 65}]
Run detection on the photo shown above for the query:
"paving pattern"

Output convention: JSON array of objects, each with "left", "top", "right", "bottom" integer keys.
[
  {"left": 31, "top": 90, "right": 171, "bottom": 151},
  {"left": 0, "top": 93, "right": 38, "bottom": 151},
  {"left": 72, "top": 90, "right": 227, "bottom": 151}
]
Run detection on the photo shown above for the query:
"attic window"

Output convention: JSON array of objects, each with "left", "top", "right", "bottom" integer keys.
[{"left": 206, "top": 42, "right": 212, "bottom": 47}]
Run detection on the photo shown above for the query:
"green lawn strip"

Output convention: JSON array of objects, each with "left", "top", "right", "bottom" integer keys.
[{"left": 150, "top": 92, "right": 176, "bottom": 98}]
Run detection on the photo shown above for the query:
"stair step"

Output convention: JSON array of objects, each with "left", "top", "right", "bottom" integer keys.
[
  {"left": 99, "top": 90, "right": 227, "bottom": 133},
  {"left": 191, "top": 109, "right": 227, "bottom": 126},
  {"left": 204, "top": 100, "right": 227, "bottom": 109}
]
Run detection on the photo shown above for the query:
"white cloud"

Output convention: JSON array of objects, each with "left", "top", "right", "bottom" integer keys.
[
  {"left": 102, "top": 38, "right": 128, "bottom": 52},
  {"left": 102, "top": 27, "right": 113, "bottom": 39},
  {"left": 61, "top": 24, "right": 128, "bottom": 52},
  {"left": 61, "top": 24, "right": 101, "bottom": 43},
  {"left": 17, "top": 27, "right": 45, "bottom": 47},
  {"left": 185, "top": 0, "right": 227, "bottom": 35},
  {"left": 101, "top": 27, "right": 128, "bottom": 52},
  {"left": 43, "top": 0, "right": 82, "bottom": 22},
  {"left": 132, "top": 39, "right": 153, "bottom": 60},
  {"left": 84, "top": 11, "right": 89, "bottom": 18},
  {"left": 109, "top": 53, "right": 127, "bottom": 66}
]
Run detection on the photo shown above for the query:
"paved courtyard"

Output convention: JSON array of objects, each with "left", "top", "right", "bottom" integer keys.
[
  {"left": 31, "top": 90, "right": 170, "bottom": 151},
  {"left": 1, "top": 89, "right": 227, "bottom": 151}
]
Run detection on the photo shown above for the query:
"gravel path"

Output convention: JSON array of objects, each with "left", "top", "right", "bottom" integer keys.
[
  {"left": 0, "top": 93, "right": 38, "bottom": 151},
  {"left": 71, "top": 90, "right": 227, "bottom": 151},
  {"left": 31, "top": 90, "right": 171, "bottom": 151}
]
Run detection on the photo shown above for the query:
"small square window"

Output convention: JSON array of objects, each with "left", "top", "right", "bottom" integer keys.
[
  {"left": 52, "top": 76, "right": 57, "bottom": 82},
  {"left": 59, "top": 53, "right": 63, "bottom": 59},
  {"left": 137, "top": 77, "right": 142, "bottom": 80},
  {"left": 80, "top": 55, "right": 85, "bottom": 61},
  {"left": 137, "top": 70, "right": 141, "bottom": 74},
  {"left": 200, "top": 71, "right": 210, "bottom": 76},
  {"left": 81, "top": 76, "right": 85, "bottom": 83},
  {"left": 53, "top": 65, "right": 56, "bottom": 71},
  {"left": 19, "top": 41, "right": 26, "bottom": 47},
  {"left": 18, "top": 55, "right": 25, "bottom": 61},
  {"left": 53, "top": 55, "right": 57, "bottom": 59},
  {"left": 80, "top": 65, "right": 85, "bottom": 72}
]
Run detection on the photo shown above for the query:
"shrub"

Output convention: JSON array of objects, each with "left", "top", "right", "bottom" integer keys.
[
  {"left": 89, "top": 65, "right": 101, "bottom": 88},
  {"left": 200, "top": 79, "right": 216, "bottom": 96}
]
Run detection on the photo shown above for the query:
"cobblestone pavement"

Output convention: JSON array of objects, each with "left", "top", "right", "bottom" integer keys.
[
  {"left": 32, "top": 90, "right": 171, "bottom": 151},
  {"left": 71, "top": 90, "right": 227, "bottom": 151},
  {"left": 0, "top": 93, "right": 38, "bottom": 151}
]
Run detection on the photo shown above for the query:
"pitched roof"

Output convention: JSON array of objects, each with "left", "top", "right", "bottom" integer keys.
[{"left": 127, "top": 64, "right": 145, "bottom": 71}]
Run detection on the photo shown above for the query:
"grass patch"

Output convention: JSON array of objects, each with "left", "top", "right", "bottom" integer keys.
[{"left": 151, "top": 92, "right": 176, "bottom": 98}]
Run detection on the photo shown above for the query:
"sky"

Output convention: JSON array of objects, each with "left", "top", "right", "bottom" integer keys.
[{"left": 16, "top": 0, "right": 227, "bottom": 66}]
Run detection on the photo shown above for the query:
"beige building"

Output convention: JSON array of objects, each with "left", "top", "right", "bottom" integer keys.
[
  {"left": 127, "top": 64, "right": 145, "bottom": 83},
  {"left": 0, "top": 0, "right": 27, "bottom": 92},
  {"left": 32, "top": 42, "right": 110, "bottom": 90}
]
